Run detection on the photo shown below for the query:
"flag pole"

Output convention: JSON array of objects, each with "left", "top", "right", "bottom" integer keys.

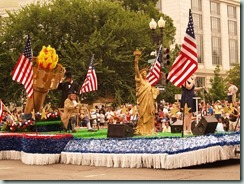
[
  {"left": 32, "top": 92, "right": 38, "bottom": 134},
  {"left": 182, "top": 103, "right": 185, "bottom": 137},
  {"left": 181, "top": 81, "right": 187, "bottom": 137},
  {"left": 76, "top": 94, "right": 81, "bottom": 128},
  {"left": 31, "top": 51, "right": 37, "bottom": 134}
]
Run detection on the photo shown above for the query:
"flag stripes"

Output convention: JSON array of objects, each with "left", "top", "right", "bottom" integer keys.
[
  {"left": 12, "top": 35, "right": 34, "bottom": 98},
  {"left": 0, "top": 101, "right": 3, "bottom": 122},
  {"left": 80, "top": 54, "right": 98, "bottom": 93},
  {"left": 147, "top": 45, "right": 162, "bottom": 86},
  {"left": 167, "top": 9, "right": 198, "bottom": 87}
]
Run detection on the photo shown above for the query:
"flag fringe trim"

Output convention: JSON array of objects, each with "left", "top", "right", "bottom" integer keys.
[
  {"left": 21, "top": 151, "right": 60, "bottom": 165},
  {"left": 0, "top": 145, "right": 238, "bottom": 168},
  {"left": 60, "top": 145, "right": 238, "bottom": 169}
]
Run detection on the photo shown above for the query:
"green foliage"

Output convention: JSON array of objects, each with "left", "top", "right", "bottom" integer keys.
[
  {"left": 0, "top": 0, "right": 176, "bottom": 107},
  {"left": 208, "top": 65, "right": 226, "bottom": 102},
  {"left": 208, "top": 64, "right": 240, "bottom": 103},
  {"left": 115, "top": 0, "right": 158, "bottom": 12}
]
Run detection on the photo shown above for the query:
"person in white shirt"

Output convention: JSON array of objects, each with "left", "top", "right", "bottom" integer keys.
[
  {"left": 163, "top": 105, "right": 169, "bottom": 115},
  {"left": 215, "top": 117, "right": 225, "bottom": 133},
  {"left": 105, "top": 108, "right": 115, "bottom": 124},
  {"left": 90, "top": 109, "right": 97, "bottom": 129},
  {"left": 227, "top": 82, "right": 238, "bottom": 104},
  {"left": 98, "top": 112, "right": 106, "bottom": 128},
  {"left": 162, "top": 121, "right": 171, "bottom": 133}
]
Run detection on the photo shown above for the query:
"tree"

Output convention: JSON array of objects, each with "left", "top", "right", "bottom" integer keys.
[
  {"left": 208, "top": 65, "right": 226, "bottom": 102},
  {"left": 0, "top": 0, "right": 176, "bottom": 107}
]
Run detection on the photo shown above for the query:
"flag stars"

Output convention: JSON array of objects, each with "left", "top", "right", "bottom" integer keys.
[{"left": 23, "top": 37, "right": 32, "bottom": 60}]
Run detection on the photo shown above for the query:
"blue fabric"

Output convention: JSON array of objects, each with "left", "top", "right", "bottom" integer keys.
[
  {"left": 0, "top": 134, "right": 22, "bottom": 151},
  {"left": 0, "top": 133, "right": 73, "bottom": 154},
  {"left": 22, "top": 136, "right": 72, "bottom": 154},
  {"left": 0, "top": 132, "right": 240, "bottom": 155},
  {"left": 63, "top": 132, "right": 240, "bottom": 155}
]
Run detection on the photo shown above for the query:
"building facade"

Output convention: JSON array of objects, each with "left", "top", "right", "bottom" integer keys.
[
  {"left": 0, "top": 0, "right": 46, "bottom": 17},
  {"left": 157, "top": 0, "right": 240, "bottom": 87}
]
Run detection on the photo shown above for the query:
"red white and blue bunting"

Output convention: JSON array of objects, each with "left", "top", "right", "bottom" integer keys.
[{"left": 0, "top": 132, "right": 240, "bottom": 168}]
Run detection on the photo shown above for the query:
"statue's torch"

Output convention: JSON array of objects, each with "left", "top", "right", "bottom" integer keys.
[{"left": 24, "top": 45, "right": 65, "bottom": 114}]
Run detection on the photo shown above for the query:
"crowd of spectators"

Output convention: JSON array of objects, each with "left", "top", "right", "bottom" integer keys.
[
  {"left": 1, "top": 99, "right": 240, "bottom": 134},
  {"left": 78, "top": 99, "right": 240, "bottom": 134}
]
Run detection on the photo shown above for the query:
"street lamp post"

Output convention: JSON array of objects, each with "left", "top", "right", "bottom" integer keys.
[
  {"left": 149, "top": 17, "right": 165, "bottom": 66},
  {"left": 149, "top": 17, "right": 165, "bottom": 46},
  {"left": 149, "top": 17, "right": 166, "bottom": 86}
]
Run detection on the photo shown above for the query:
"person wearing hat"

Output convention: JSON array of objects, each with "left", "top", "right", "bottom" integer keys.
[
  {"left": 61, "top": 90, "right": 81, "bottom": 132},
  {"left": 58, "top": 71, "right": 80, "bottom": 108}
]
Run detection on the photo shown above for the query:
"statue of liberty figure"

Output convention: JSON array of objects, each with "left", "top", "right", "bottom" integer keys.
[{"left": 134, "top": 49, "right": 159, "bottom": 135}]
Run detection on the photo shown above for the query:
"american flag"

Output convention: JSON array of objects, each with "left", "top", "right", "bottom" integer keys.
[
  {"left": 167, "top": 9, "right": 198, "bottom": 87},
  {"left": 80, "top": 54, "right": 98, "bottom": 93},
  {"left": 12, "top": 35, "right": 34, "bottom": 98},
  {"left": 147, "top": 45, "right": 162, "bottom": 86},
  {"left": 0, "top": 100, "right": 3, "bottom": 122}
]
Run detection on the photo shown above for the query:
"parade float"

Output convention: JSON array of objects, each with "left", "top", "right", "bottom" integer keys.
[
  {"left": 0, "top": 46, "right": 240, "bottom": 169},
  {"left": 0, "top": 131, "right": 240, "bottom": 168}
]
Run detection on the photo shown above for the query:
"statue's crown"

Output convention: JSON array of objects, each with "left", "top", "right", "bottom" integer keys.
[{"left": 139, "top": 65, "right": 150, "bottom": 74}]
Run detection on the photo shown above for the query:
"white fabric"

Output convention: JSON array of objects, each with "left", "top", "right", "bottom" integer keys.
[
  {"left": 0, "top": 151, "right": 21, "bottom": 160},
  {"left": 215, "top": 123, "right": 225, "bottom": 132},
  {"left": 21, "top": 151, "right": 60, "bottom": 165},
  {"left": 0, "top": 145, "right": 239, "bottom": 168},
  {"left": 72, "top": 100, "right": 78, "bottom": 106},
  {"left": 228, "top": 85, "right": 238, "bottom": 95},
  {"left": 60, "top": 145, "right": 239, "bottom": 169}
]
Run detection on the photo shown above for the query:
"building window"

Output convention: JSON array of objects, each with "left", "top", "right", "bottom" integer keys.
[
  {"left": 227, "top": 5, "right": 238, "bottom": 64},
  {"left": 229, "top": 39, "right": 238, "bottom": 65},
  {"left": 211, "top": 17, "right": 221, "bottom": 33},
  {"left": 210, "top": 1, "right": 220, "bottom": 15},
  {"left": 228, "top": 20, "right": 237, "bottom": 35},
  {"left": 195, "top": 34, "right": 203, "bottom": 63},
  {"left": 156, "top": 0, "right": 162, "bottom": 11},
  {"left": 192, "top": 9, "right": 203, "bottom": 64},
  {"left": 210, "top": 1, "right": 220, "bottom": 34},
  {"left": 210, "top": 1, "right": 222, "bottom": 65},
  {"left": 196, "top": 77, "right": 205, "bottom": 87},
  {"left": 228, "top": 5, "right": 236, "bottom": 19},
  {"left": 192, "top": 13, "right": 202, "bottom": 30},
  {"left": 212, "top": 37, "right": 222, "bottom": 65},
  {"left": 191, "top": 0, "right": 202, "bottom": 11}
]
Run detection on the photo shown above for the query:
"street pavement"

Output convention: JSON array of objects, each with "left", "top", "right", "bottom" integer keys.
[{"left": 0, "top": 159, "right": 240, "bottom": 181}]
